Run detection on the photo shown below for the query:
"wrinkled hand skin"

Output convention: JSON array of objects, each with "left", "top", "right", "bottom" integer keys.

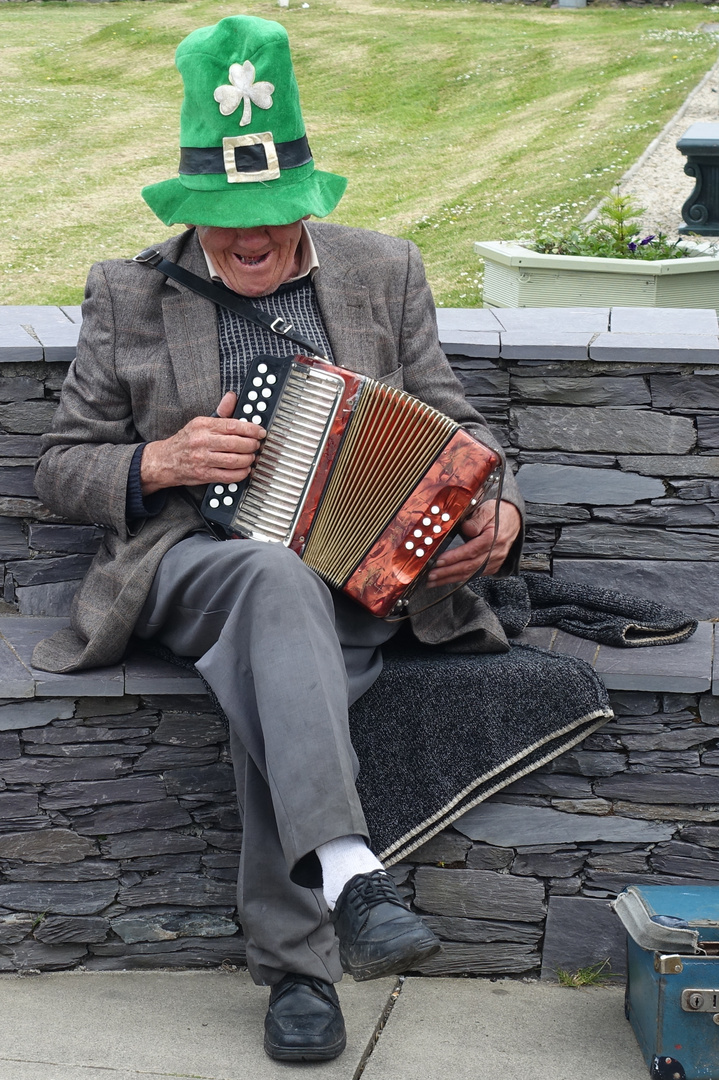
[
  {"left": 427, "top": 499, "right": 522, "bottom": 586},
  {"left": 140, "top": 391, "right": 266, "bottom": 495}
]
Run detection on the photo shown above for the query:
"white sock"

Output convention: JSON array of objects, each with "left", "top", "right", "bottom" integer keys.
[{"left": 316, "top": 835, "right": 385, "bottom": 909}]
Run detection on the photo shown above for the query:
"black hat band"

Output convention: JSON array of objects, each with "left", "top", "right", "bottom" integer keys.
[{"left": 180, "top": 134, "right": 312, "bottom": 178}]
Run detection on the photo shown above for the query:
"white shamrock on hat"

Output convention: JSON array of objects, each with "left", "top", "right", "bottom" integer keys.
[{"left": 214, "top": 61, "right": 274, "bottom": 127}]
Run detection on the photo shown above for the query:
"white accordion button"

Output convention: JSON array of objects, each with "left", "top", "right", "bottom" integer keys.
[
  {"left": 433, "top": 525, "right": 442, "bottom": 533},
  {"left": 257, "top": 402, "right": 267, "bottom": 412},
  {"left": 213, "top": 485, "right": 224, "bottom": 494},
  {"left": 228, "top": 483, "right": 238, "bottom": 492},
  {"left": 424, "top": 537, "right": 433, "bottom": 545},
  {"left": 431, "top": 505, "right": 440, "bottom": 515},
  {"left": 257, "top": 363, "right": 268, "bottom": 373},
  {"left": 413, "top": 529, "right": 423, "bottom": 538},
  {"left": 247, "top": 391, "right": 258, "bottom": 401},
  {"left": 405, "top": 541, "right": 414, "bottom": 550},
  {"left": 252, "top": 377, "right": 263, "bottom": 387},
  {"left": 262, "top": 388, "right": 272, "bottom": 398},
  {"left": 223, "top": 496, "right": 233, "bottom": 506},
  {"left": 243, "top": 404, "right": 253, "bottom": 414},
  {"left": 416, "top": 548, "right": 425, "bottom": 558},
  {"left": 267, "top": 374, "right": 277, "bottom": 384},
  {"left": 209, "top": 498, "right": 220, "bottom": 508},
  {"left": 252, "top": 415, "right": 262, "bottom": 424},
  {"left": 441, "top": 513, "right": 451, "bottom": 522},
  {"left": 422, "top": 517, "right": 431, "bottom": 527}
]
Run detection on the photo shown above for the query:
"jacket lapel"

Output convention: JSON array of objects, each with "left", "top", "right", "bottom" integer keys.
[
  {"left": 161, "top": 231, "right": 222, "bottom": 423},
  {"left": 310, "top": 227, "right": 374, "bottom": 373}
]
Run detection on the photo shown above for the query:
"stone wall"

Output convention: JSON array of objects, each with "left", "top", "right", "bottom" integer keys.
[{"left": 0, "top": 687, "right": 717, "bottom": 976}]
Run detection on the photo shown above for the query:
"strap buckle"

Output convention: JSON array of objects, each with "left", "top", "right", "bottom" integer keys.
[
  {"left": 222, "top": 132, "right": 280, "bottom": 184},
  {"left": 133, "top": 248, "right": 162, "bottom": 266},
  {"left": 270, "top": 316, "right": 294, "bottom": 336}
]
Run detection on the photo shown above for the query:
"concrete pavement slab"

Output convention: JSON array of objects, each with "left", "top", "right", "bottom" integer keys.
[
  {"left": 0, "top": 970, "right": 396, "bottom": 1080},
  {"left": 362, "top": 977, "right": 647, "bottom": 1080}
]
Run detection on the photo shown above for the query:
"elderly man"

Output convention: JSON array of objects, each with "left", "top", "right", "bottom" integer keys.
[{"left": 33, "top": 15, "right": 523, "bottom": 1063}]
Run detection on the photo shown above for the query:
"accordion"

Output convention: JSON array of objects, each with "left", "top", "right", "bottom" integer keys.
[{"left": 200, "top": 354, "right": 502, "bottom": 618}]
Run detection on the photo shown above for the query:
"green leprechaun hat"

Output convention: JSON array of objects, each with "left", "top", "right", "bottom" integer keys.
[{"left": 142, "top": 15, "right": 347, "bottom": 228}]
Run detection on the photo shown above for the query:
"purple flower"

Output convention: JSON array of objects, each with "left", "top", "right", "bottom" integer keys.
[
  {"left": 627, "top": 242, "right": 637, "bottom": 252},
  {"left": 640, "top": 235, "right": 656, "bottom": 245}
]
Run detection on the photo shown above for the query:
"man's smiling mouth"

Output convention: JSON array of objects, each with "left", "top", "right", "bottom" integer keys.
[{"left": 235, "top": 252, "right": 271, "bottom": 266}]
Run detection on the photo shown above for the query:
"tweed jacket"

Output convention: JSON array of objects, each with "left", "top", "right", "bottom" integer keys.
[{"left": 32, "top": 224, "right": 524, "bottom": 673}]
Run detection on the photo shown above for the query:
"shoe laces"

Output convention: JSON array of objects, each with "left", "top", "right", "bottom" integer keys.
[
  {"left": 271, "top": 973, "right": 338, "bottom": 1006},
  {"left": 345, "top": 869, "right": 404, "bottom": 914}
]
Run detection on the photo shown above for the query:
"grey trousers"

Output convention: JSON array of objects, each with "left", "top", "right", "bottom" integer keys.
[{"left": 134, "top": 533, "right": 398, "bottom": 985}]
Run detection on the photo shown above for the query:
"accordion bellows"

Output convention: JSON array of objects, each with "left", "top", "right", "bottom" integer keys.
[{"left": 201, "top": 354, "right": 501, "bottom": 617}]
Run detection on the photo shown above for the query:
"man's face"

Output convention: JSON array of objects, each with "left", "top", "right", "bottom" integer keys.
[{"left": 195, "top": 220, "right": 305, "bottom": 297}]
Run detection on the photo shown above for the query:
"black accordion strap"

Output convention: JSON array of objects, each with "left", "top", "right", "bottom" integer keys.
[{"left": 133, "top": 248, "right": 330, "bottom": 362}]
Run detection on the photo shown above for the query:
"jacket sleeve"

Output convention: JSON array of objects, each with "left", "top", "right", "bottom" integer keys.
[
  {"left": 395, "top": 240, "right": 524, "bottom": 574},
  {"left": 34, "top": 262, "right": 143, "bottom": 542}
]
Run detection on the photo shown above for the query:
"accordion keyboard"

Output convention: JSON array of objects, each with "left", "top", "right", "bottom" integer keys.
[{"left": 231, "top": 364, "right": 344, "bottom": 544}]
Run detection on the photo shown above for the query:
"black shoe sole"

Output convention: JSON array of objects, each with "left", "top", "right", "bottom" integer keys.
[
  {"left": 264, "top": 1032, "right": 347, "bottom": 1061},
  {"left": 340, "top": 931, "right": 441, "bottom": 982}
]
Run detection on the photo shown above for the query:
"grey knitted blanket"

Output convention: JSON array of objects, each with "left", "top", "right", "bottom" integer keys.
[{"left": 471, "top": 573, "right": 697, "bottom": 648}]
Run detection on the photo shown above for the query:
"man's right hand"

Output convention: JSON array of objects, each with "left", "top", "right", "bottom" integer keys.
[{"left": 140, "top": 391, "right": 265, "bottom": 495}]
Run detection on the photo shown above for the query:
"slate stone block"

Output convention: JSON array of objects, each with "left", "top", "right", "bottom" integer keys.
[
  {"left": 422, "top": 915, "right": 542, "bottom": 945},
  {"left": 631, "top": 751, "right": 701, "bottom": 769},
  {"left": 0, "top": 830, "right": 96, "bottom": 864},
  {"left": 619, "top": 456, "right": 719, "bottom": 477},
  {"left": 413, "top": 868, "right": 545, "bottom": 922},
  {"left": 0, "top": 755, "right": 125, "bottom": 783},
  {"left": 25, "top": 724, "right": 151, "bottom": 744},
  {"left": 454, "top": 803, "right": 673, "bottom": 846},
  {"left": 0, "top": 496, "right": 55, "bottom": 520},
  {"left": 596, "top": 771, "right": 719, "bottom": 803},
  {"left": 0, "top": 326, "right": 43, "bottom": 363},
  {"left": 540, "top": 896, "right": 627, "bottom": 980},
  {"left": 16, "top": 580, "right": 79, "bottom": 617},
  {"left": 0, "top": 435, "right": 41, "bottom": 458},
  {"left": 4, "top": 860, "right": 119, "bottom": 882},
  {"left": 697, "top": 416, "right": 719, "bottom": 451},
  {"left": 608, "top": 691, "right": 661, "bottom": 716},
  {"left": 123, "top": 854, "right": 202, "bottom": 874},
  {"left": 591, "top": 333, "right": 719, "bottom": 365},
  {"left": 124, "top": 652, "right": 205, "bottom": 695},
  {"left": 611, "top": 307, "right": 718, "bottom": 335},
  {"left": 60, "top": 306, "right": 82, "bottom": 324},
  {"left": 33, "top": 916, "right": 109, "bottom": 944},
  {"left": 500, "top": 332, "right": 593, "bottom": 362},
  {"left": 517, "top": 452, "right": 618, "bottom": 468},
  {"left": 651, "top": 374, "right": 719, "bottom": 410},
  {"left": 100, "top": 830, "right": 207, "bottom": 859},
  {"left": 514, "top": 407, "right": 695, "bottom": 454},
  {"left": 0, "top": 401, "right": 58, "bottom": 435},
  {"left": 593, "top": 504, "right": 719, "bottom": 527},
  {"left": 198, "top": 829, "right": 243, "bottom": 851},
  {"left": 133, "top": 746, "right": 219, "bottom": 772},
  {"left": 71, "top": 799, "right": 192, "bottom": 836},
  {"left": 414, "top": 942, "right": 539, "bottom": 976},
  {"left": 679, "top": 825, "right": 719, "bottom": 847},
  {"left": 556, "top": 524, "right": 719, "bottom": 561},
  {"left": 110, "top": 911, "right": 238, "bottom": 944},
  {"left": 585, "top": 852, "right": 650, "bottom": 873},
  {"left": 0, "top": 881, "right": 117, "bottom": 915},
  {"left": 516, "top": 464, "right": 663, "bottom": 506},
  {"left": 152, "top": 714, "right": 228, "bottom": 747},
  {"left": 0, "top": 793, "right": 38, "bottom": 819},
  {"left": 8, "top": 554, "right": 93, "bottom": 587},
  {"left": 117, "top": 873, "right": 236, "bottom": 908},
  {"left": 493, "top": 308, "right": 610, "bottom": 334},
  {"left": 407, "top": 831, "right": 471, "bottom": 865},
  {"left": 32, "top": 323, "right": 80, "bottom": 363},
  {"left": 512, "top": 851, "right": 587, "bottom": 877},
  {"left": 466, "top": 845, "right": 514, "bottom": 871},
  {"left": 546, "top": 751, "right": 627, "bottom": 777},
  {"left": 509, "top": 375, "right": 650, "bottom": 407},
  {"left": 0, "top": 913, "right": 34, "bottom": 943},
  {"left": 621, "top": 729, "right": 709, "bottom": 751},
  {"left": 41, "top": 776, "right": 165, "bottom": 810},
  {"left": 525, "top": 505, "right": 591, "bottom": 525},
  {"left": 0, "top": 519, "right": 29, "bottom": 561},
  {"left": 2, "top": 941, "right": 88, "bottom": 970},
  {"left": 0, "top": 640, "right": 34, "bottom": 701},
  {"left": 28, "top": 523, "right": 103, "bottom": 554},
  {"left": 0, "top": 376, "right": 44, "bottom": 404},
  {"left": 594, "top": 621, "right": 713, "bottom": 693},
  {"left": 163, "top": 764, "right": 235, "bottom": 795},
  {"left": 454, "top": 368, "right": 509, "bottom": 396},
  {"left": 550, "top": 798, "right": 612, "bottom": 815},
  {"left": 503, "top": 774, "right": 593, "bottom": 798},
  {"left": 0, "top": 467, "right": 36, "bottom": 498},
  {"left": 553, "top": 560, "right": 719, "bottom": 622},
  {"left": 651, "top": 855, "right": 719, "bottom": 880},
  {"left": 436, "top": 308, "right": 503, "bottom": 333}
]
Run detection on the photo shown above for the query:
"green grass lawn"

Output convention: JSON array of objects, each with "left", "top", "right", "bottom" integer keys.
[{"left": 1, "top": 0, "right": 717, "bottom": 307}]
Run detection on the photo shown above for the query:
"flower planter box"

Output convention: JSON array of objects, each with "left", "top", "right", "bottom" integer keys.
[{"left": 475, "top": 240, "right": 719, "bottom": 310}]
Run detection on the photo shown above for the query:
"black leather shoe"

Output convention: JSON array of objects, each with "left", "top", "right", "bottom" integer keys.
[
  {"left": 264, "top": 973, "right": 346, "bottom": 1062},
  {"left": 330, "top": 869, "right": 440, "bottom": 981}
]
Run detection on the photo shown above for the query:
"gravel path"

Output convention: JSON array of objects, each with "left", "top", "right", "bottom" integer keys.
[{"left": 619, "top": 59, "right": 719, "bottom": 238}]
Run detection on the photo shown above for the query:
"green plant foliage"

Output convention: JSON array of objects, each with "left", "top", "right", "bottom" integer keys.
[
  {"left": 527, "top": 192, "right": 686, "bottom": 260},
  {"left": 556, "top": 959, "right": 618, "bottom": 987}
]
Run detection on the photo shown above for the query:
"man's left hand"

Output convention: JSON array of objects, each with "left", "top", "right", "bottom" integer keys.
[{"left": 426, "top": 500, "right": 522, "bottom": 586}]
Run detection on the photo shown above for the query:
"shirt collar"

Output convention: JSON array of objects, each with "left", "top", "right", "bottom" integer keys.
[{"left": 200, "top": 222, "right": 319, "bottom": 289}]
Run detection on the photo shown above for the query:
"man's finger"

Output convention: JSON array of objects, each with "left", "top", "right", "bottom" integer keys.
[{"left": 215, "top": 390, "right": 238, "bottom": 419}]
